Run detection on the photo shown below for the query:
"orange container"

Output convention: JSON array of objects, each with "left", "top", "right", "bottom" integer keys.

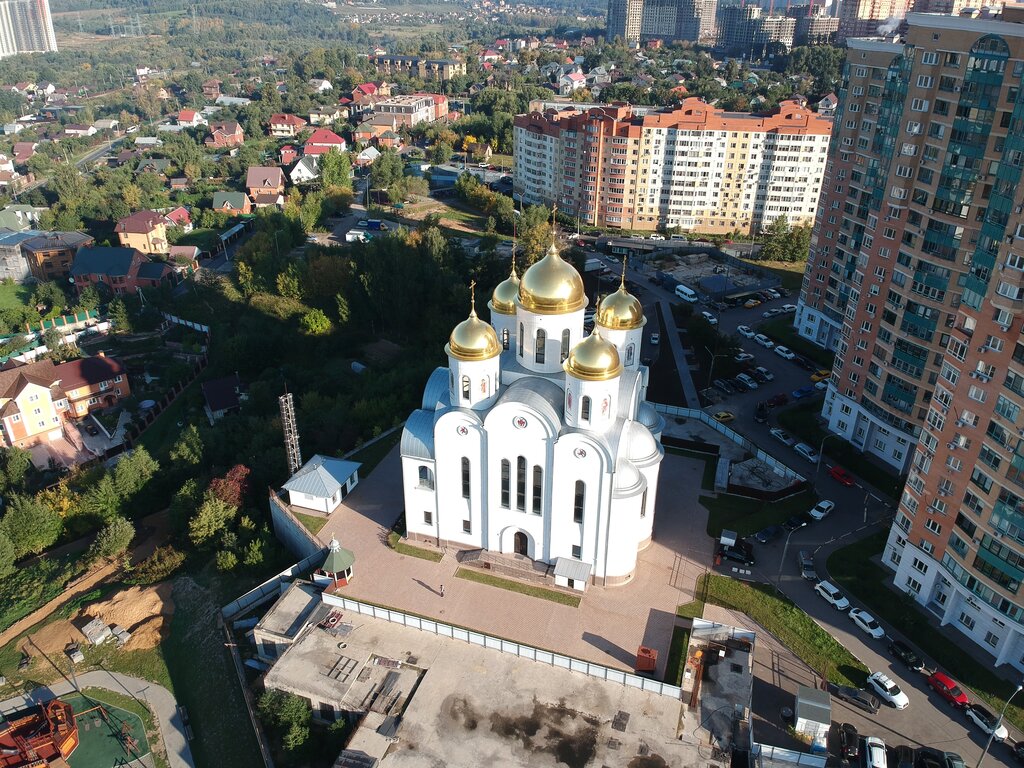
[{"left": 636, "top": 645, "right": 658, "bottom": 672}]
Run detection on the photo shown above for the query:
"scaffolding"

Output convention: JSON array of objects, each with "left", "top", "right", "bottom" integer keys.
[{"left": 279, "top": 392, "right": 302, "bottom": 476}]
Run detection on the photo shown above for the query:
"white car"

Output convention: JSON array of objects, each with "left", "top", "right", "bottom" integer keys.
[
  {"left": 754, "top": 366, "right": 774, "bottom": 381},
  {"left": 808, "top": 500, "right": 835, "bottom": 521},
  {"left": 782, "top": 304, "right": 797, "bottom": 313},
  {"left": 774, "top": 345, "right": 796, "bottom": 360},
  {"left": 737, "top": 325, "right": 755, "bottom": 338},
  {"left": 735, "top": 352, "right": 755, "bottom": 363},
  {"left": 700, "top": 311, "right": 718, "bottom": 326},
  {"left": 766, "top": 288, "right": 781, "bottom": 299},
  {"left": 754, "top": 333, "right": 774, "bottom": 349},
  {"left": 965, "top": 704, "right": 1009, "bottom": 742},
  {"left": 814, "top": 580, "right": 850, "bottom": 610},
  {"left": 648, "top": 233, "right": 666, "bottom": 240},
  {"left": 865, "top": 737, "right": 888, "bottom": 768},
  {"left": 770, "top": 427, "right": 795, "bottom": 446},
  {"left": 867, "top": 672, "right": 910, "bottom": 710},
  {"left": 850, "top": 608, "right": 886, "bottom": 639}
]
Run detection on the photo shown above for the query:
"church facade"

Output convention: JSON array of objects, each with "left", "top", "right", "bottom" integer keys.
[{"left": 400, "top": 243, "right": 665, "bottom": 586}]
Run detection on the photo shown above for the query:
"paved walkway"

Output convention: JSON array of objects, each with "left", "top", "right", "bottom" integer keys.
[
  {"left": 659, "top": 298, "right": 700, "bottom": 407},
  {"left": 0, "top": 670, "right": 195, "bottom": 768},
  {"left": 317, "top": 446, "right": 714, "bottom": 678}
]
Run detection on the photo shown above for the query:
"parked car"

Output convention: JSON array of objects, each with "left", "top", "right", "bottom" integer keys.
[
  {"left": 750, "top": 368, "right": 768, "bottom": 384},
  {"left": 774, "top": 345, "right": 796, "bottom": 360},
  {"left": 792, "top": 386, "right": 817, "bottom": 399},
  {"left": 737, "top": 325, "right": 755, "bottom": 338},
  {"left": 700, "top": 311, "right": 718, "bottom": 326},
  {"left": 809, "top": 369, "right": 831, "bottom": 383},
  {"left": 754, "top": 333, "right": 774, "bottom": 349},
  {"left": 808, "top": 500, "right": 835, "bottom": 521},
  {"left": 754, "top": 366, "right": 774, "bottom": 381},
  {"left": 965, "top": 703, "right": 1008, "bottom": 742},
  {"left": 795, "top": 356, "right": 819, "bottom": 372},
  {"left": 815, "top": 580, "right": 850, "bottom": 610},
  {"left": 713, "top": 411, "right": 735, "bottom": 423},
  {"left": 916, "top": 748, "right": 946, "bottom": 768},
  {"left": 1012, "top": 742, "right": 1024, "bottom": 764},
  {"left": 648, "top": 233, "right": 665, "bottom": 240},
  {"left": 868, "top": 671, "right": 910, "bottom": 709},
  {"left": 793, "top": 443, "right": 820, "bottom": 462},
  {"left": 713, "top": 378, "right": 736, "bottom": 394},
  {"left": 743, "top": 298, "right": 762, "bottom": 309},
  {"left": 889, "top": 640, "right": 924, "bottom": 672},
  {"left": 833, "top": 685, "right": 881, "bottom": 714},
  {"left": 781, "top": 303, "right": 797, "bottom": 313},
  {"left": 798, "top": 550, "right": 817, "bottom": 580},
  {"left": 783, "top": 514, "right": 808, "bottom": 532},
  {"left": 355, "top": 219, "right": 369, "bottom": 228},
  {"left": 735, "top": 373, "right": 759, "bottom": 390},
  {"left": 850, "top": 608, "right": 886, "bottom": 639},
  {"left": 865, "top": 737, "right": 888, "bottom": 768},
  {"left": 829, "top": 466, "right": 857, "bottom": 487},
  {"left": 893, "top": 745, "right": 915, "bottom": 768},
  {"left": 767, "top": 392, "right": 789, "bottom": 407},
  {"left": 735, "top": 352, "right": 755, "bottom": 363},
  {"left": 718, "top": 542, "right": 755, "bottom": 566},
  {"left": 754, "top": 402, "right": 769, "bottom": 423},
  {"left": 766, "top": 288, "right": 782, "bottom": 299},
  {"left": 814, "top": 380, "right": 829, "bottom": 391},
  {"left": 762, "top": 308, "right": 783, "bottom": 318},
  {"left": 838, "top": 723, "right": 859, "bottom": 759},
  {"left": 927, "top": 672, "right": 969, "bottom": 707},
  {"left": 770, "top": 427, "right": 795, "bottom": 446},
  {"left": 84, "top": 422, "right": 100, "bottom": 437},
  {"left": 754, "top": 525, "right": 783, "bottom": 544}
]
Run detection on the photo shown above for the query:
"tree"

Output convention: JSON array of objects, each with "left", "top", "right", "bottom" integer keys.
[
  {"left": 33, "top": 281, "right": 67, "bottom": 314},
  {"left": 208, "top": 464, "right": 251, "bottom": 508},
  {"left": 113, "top": 447, "right": 159, "bottom": 500},
  {"left": 0, "top": 494, "right": 62, "bottom": 559},
  {"left": 170, "top": 424, "right": 203, "bottom": 468},
  {"left": 300, "top": 309, "right": 332, "bottom": 335},
  {"left": 320, "top": 150, "right": 351, "bottom": 189},
  {"left": 369, "top": 149, "right": 403, "bottom": 189},
  {"left": 335, "top": 293, "right": 351, "bottom": 326},
  {"left": 429, "top": 141, "right": 453, "bottom": 165},
  {"left": 188, "top": 492, "right": 239, "bottom": 548},
  {"left": 257, "top": 690, "right": 310, "bottom": 751},
  {"left": 759, "top": 216, "right": 791, "bottom": 262},
  {"left": 81, "top": 474, "right": 122, "bottom": 522},
  {"left": 519, "top": 204, "right": 553, "bottom": 264},
  {"left": 242, "top": 536, "right": 265, "bottom": 567},
  {"left": 0, "top": 530, "right": 14, "bottom": 577},
  {"left": 108, "top": 297, "right": 131, "bottom": 332},
  {"left": 0, "top": 446, "right": 33, "bottom": 492},
  {"left": 216, "top": 549, "right": 238, "bottom": 571},
  {"left": 75, "top": 286, "right": 101, "bottom": 312},
  {"left": 87, "top": 517, "right": 135, "bottom": 563}
]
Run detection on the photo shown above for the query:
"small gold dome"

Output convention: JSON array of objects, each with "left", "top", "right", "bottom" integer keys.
[
  {"left": 597, "top": 285, "right": 644, "bottom": 330},
  {"left": 490, "top": 262, "right": 520, "bottom": 316},
  {"left": 447, "top": 282, "right": 501, "bottom": 361},
  {"left": 519, "top": 243, "right": 586, "bottom": 315},
  {"left": 563, "top": 330, "right": 622, "bottom": 381}
]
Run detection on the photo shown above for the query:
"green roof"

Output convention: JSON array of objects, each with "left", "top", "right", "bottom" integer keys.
[{"left": 323, "top": 538, "right": 355, "bottom": 573}]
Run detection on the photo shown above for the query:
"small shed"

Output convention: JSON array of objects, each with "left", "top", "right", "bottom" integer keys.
[
  {"left": 202, "top": 373, "right": 246, "bottom": 425},
  {"left": 553, "top": 557, "right": 591, "bottom": 591},
  {"left": 315, "top": 537, "right": 356, "bottom": 588},
  {"left": 794, "top": 685, "right": 831, "bottom": 751},
  {"left": 282, "top": 454, "right": 361, "bottom": 514}
]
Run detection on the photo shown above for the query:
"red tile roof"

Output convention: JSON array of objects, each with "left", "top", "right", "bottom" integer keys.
[
  {"left": 54, "top": 355, "right": 125, "bottom": 391},
  {"left": 115, "top": 210, "right": 164, "bottom": 234}
]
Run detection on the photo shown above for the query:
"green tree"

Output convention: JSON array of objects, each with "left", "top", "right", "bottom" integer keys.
[
  {"left": 81, "top": 474, "right": 122, "bottom": 522},
  {"left": 258, "top": 690, "right": 310, "bottom": 751},
  {"left": 276, "top": 265, "right": 303, "bottom": 300},
  {"left": 188, "top": 492, "right": 238, "bottom": 548},
  {"left": 216, "top": 549, "right": 239, "bottom": 571},
  {"left": 113, "top": 447, "right": 159, "bottom": 500},
  {"left": 75, "top": 286, "right": 101, "bottom": 312},
  {"left": 320, "top": 150, "right": 351, "bottom": 189},
  {"left": 170, "top": 424, "right": 203, "bottom": 468},
  {"left": 300, "top": 309, "right": 332, "bottom": 335},
  {"left": 242, "top": 537, "right": 265, "bottom": 567},
  {"left": 0, "top": 530, "right": 14, "bottom": 577},
  {"left": 369, "top": 148, "right": 403, "bottom": 189},
  {"left": 519, "top": 204, "right": 553, "bottom": 264},
  {"left": 33, "top": 281, "right": 67, "bottom": 314},
  {"left": 429, "top": 141, "right": 453, "bottom": 165},
  {"left": 87, "top": 516, "right": 135, "bottom": 562},
  {"left": 1, "top": 446, "right": 33, "bottom": 492},
  {"left": 335, "top": 293, "right": 351, "bottom": 326},
  {"left": 236, "top": 261, "right": 259, "bottom": 297},
  {"left": 0, "top": 494, "right": 62, "bottom": 558},
  {"left": 108, "top": 297, "right": 131, "bottom": 332},
  {"left": 759, "top": 216, "right": 791, "bottom": 262}
]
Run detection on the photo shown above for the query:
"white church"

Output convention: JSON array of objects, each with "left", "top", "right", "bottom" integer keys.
[{"left": 400, "top": 241, "right": 665, "bottom": 588}]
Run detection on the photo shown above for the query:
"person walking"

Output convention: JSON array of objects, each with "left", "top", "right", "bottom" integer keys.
[{"left": 440, "top": 584, "right": 445, "bottom": 597}]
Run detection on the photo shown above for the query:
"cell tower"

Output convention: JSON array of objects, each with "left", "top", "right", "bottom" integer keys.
[{"left": 279, "top": 392, "right": 302, "bottom": 476}]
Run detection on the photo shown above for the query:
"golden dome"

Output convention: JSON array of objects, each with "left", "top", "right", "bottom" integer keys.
[
  {"left": 519, "top": 242, "right": 586, "bottom": 314},
  {"left": 597, "top": 285, "right": 644, "bottom": 330},
  {"left": 563, "top": 330, "right": 622, "bottom": 381},
  {"left": 447, "top": 283, "right": 501, "bottom": 361},
  {"left": 490, "top": 261, "right": 520, "bottom": 316}
]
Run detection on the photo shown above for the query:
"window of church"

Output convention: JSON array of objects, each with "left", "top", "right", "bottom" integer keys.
[
  {"left": 574, "top": 481, "right": 585, "bottom": 523},
  {"left": 462, "top": 519, "right": 472, "bottom": 533},
  {"left": 572, "top": 545, "right": 582, "bottom": 558},
  {"left": 581, "top": 396, "right": 591, "bottom": 421},
  {"left": 461, "top": 376, "right": 470, "bottom": 400},
  {"left": 418, "top": 465, "right": 434, "bottom": 490},
  {"left": 461, "top": 458, "right": 471, "bottom": 498},
  {"left": 500, "top": 460, "right": 510, "bottom": 507},
  {"left": 532, "top": 466, "right": 543, "bottom": 514},
  {"left": 561, "top": 329, "right": 571, "bottom": 362},
  {"left": 626, "top": 343, "right": 635, "bottom": 366},
  {"left": 518, "top": 323, "right": 524, "bottom": 357},
  {"left": 641, "top": 489, "right": 647, "bottom": 518},
  {"left": 423, "top": 510, "right": 433, "bottom": 525},
  {"left": 536, "top": 329, "right": 546, "bottom": 364},
  {"left": 517, "top": 456, "right": 527, "bottom": 510},
  {"left": 502, "top": 327, "right": 509, "bottom": 350}
]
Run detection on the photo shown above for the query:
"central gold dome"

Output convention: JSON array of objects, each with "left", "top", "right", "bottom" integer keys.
[
  {"left": 490, "top": 262, "right": 520, "bottom": 316},
  {"left": 519, "top": 243, "right": 586, "bottom": 315},
  {"left": 563, "top": 330, "right": 622, "bottom": 381},
  {"left": 597, "top": 285, "right": 644, "bottom": 330}
]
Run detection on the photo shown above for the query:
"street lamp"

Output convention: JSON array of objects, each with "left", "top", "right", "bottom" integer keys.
[
  {"left": 815, "top": 432, "right": 843, "bottom": 479},
  {"left": 705, "top": 346, "right": 730, "bottom": 390},
  {"left": 975, "top": 680, "right": 1023, "bottom": 768},
  {"left": 777, "top": 526, "right": 800, "bottom": 592}
]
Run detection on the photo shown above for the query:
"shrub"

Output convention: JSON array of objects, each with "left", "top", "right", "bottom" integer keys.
[
  {"left": 87, "top": 517, "right": 135, "bottom": 563},
  {"left": 215, "top": 550, "right": 238, "bottom": 571},
  {"left": 126, "top": 545, "right": 186, "bottom": 585}
]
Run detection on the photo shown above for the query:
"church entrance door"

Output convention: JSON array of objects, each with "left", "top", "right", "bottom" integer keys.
[{"left": 513, "top": 532, "right": 528, "bottom": 557}]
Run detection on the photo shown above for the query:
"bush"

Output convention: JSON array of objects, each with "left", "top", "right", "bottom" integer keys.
[
  {"left": 87, "top": 517, "right": 135, "bottom": 563},
  {"left": 215, "top": 550, "right": 238, "bottom": 571},
  {"left": 127, "top": 545, "right": 186, "bottom": 585}
]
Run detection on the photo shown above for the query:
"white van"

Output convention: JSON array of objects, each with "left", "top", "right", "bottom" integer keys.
[
  {"left": 674, "top": 284, "right": 698, "bottom": 303},
  {"left": 670, "top": 234, "right": 688, "bottom": 241}
]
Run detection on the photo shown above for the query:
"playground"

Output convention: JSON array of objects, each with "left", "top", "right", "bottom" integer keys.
[{"left": 61, "top": 691, "right": 152, "bottom": 768}]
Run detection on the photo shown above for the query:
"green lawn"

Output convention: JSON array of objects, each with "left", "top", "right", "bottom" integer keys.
[
  {"left": 137, "top": 377, "right": 206, "bottom": 459},
  {"left": 698, "top": 573, "right": 868, "bottom": 686},
  {"left": 759, "top": 315, "right": 835, "bottom": 369},
  {"left": 0, "top": 281, "right": 33, "bottom": 311},
  {"left": 387, "top": 531, "right": 443, "bottom": 562},
  {"left": 664, "top": 626, "right": 691, "bottom": 686},
  {"left": 776, "top": 403, "right": 904, "bottom": 500},
  {"left": 676, "top": 599, "right": 706, "bottom": 619},
  {"left": 0, "top": 553, "right": 86, "bottom": 634},
  {"left": 740, "top": 259, "right": 807, "bottom": 291},
  {"left": 828, "top": 532, "right": 1024, "bottom": 733},
  {"left": 454, "top": 567, "right": 581, "bottom": 607},
  {"left": 175, "top": 228, "right": 222, "bottom": 253},
  {"left": 295, "top": 511, "right": 328, "bottom": 536},
  {"left": 347, "top": 430, "right": 401, "bottom": 475},
  {"left": 700, "top": 488, "right": 817, "bottom": 537}
]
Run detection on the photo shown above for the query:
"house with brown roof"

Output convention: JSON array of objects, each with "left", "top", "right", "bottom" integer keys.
[
  {"left": 246, "top": 166, "right": 285, "bottom": 207},
  {"left": 115, "top": 210, "right": 168, "bottom": 253},
  {"left": 0, "top": 359, "right": 72, "bottom": 449},
  {"left": 12, "top": 142, "right": 36, "bottom": 165},
  {"left": 205, "top": 120, "right": 244, "bottom": 148},
  {"left": 202, "top": 79, "right": 222, "bottom": 99},
  {"left": 269, "top": 113, "right": 307, "bottom": 138},
  {"left": 53, "top": 353, "right": 131, "bottom": 419},
  {"left": 21, "top": 231, "right": 94, "bottom": 280},
  {"left": 70, "top": 246, "right": 174, "bottom": 295}
]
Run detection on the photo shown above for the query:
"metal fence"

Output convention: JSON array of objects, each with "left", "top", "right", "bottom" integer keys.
[
  {"left": 321, "top": 593, "right": 684, "bottom": 700},
  {"left": 754, "top": 743, "right": 827, "bottom": 767},
  {"left": 221, "top": 549, "right": 327, "bottom": 620}
]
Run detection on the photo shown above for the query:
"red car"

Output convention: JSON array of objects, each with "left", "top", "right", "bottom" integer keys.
[
  {"left": 829, "top": 466, "right": 856, "bottom": 487},
  {"left": 928, "top": 671, "right": 969, "bottom": 707},
  {"left": 767, "top": 393, "right": 789, "bottom": 407}
]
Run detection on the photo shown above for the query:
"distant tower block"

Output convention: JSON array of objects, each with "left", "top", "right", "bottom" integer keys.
[{"left": 279, "top": 392, "right": 302, "bottom": 476}]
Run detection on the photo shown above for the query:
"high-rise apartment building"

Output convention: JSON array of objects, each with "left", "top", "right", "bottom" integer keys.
[
  {"left": 716, "top": 5, "right": 796, "bottom": 56},
  {"left": 607, "top": 0, "right": 645, "bottom": 42},
  {"left": 791, "top": 7, "right": 840, "bottom": 45},
  {"left": 513, "top": 98, "right": 831, "bottom": 235},
  {"left": 0, "top": 0, "right": 56, "bottom": 58},
  {"left": 795, "top": 7, "right": 1024, "bottom": 670},
  {"left": 640, "top": 0, "right": 719, "bottom": 42},
  {"left": 836, "top": 0, "right": 910, "bottom": 43}
]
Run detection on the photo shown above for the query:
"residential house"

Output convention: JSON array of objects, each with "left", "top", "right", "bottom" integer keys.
[
  {"left": 289, "top": 156, "right": 319, "bottom": 185},
  {"left": 280, "top": 145, "right": 299, "bottom": 166},
  {"left": 135, "top": 260, "right": 175, "bottom": 288},
  {"left": 164, "top": 206, "right": 192, "bottom": 232},
  {"left": 205, "top": 120, "right": 244, "bottom": 148},
  {"left": 21, "top": 231, "right": 94, "bottom": 281},
  {"left": 54, "top": 354, "right": 131, "bottom": 418},
  {"left": 374, "top": 94, "right": 436, "bottom": 128},
  {"left": 202, "top": 79, "right": 222, "bottom": 99},
  {"left": 816, "top": 92, "right": 839, "bottom": 118},
  {"left": 135, "top": 158, "right": 173, "bottom": 179},
  {"left": 2, "top": 123, "right": 24, "bottom": 135},
  {"left": 114, "top": 210, "right": 168, "bottom": 254},
  {"left": 269, "top": 113, "right": 307, "bottom": 138},
  {"left": 558, "top": 72, "right": 587, "bottom": 95},
  {"left": 93, "top": 118, "right": 119, "bottom": 132},
  {"left": 70, "top": 246, "right": 147, "bottom": 294},
  {"left": 303, "top": 128, "right": 346, "bottom": 156},
  {"left": 115, "top": 149, "right": 142, "bottom": 167},
  {"left": 0, "top": 204, "right": 44, "bottom": 231},
  {"left": 378, "top": 130, "right": 402, "bottom": 149},
  {"left": 246, "top": 167, "right": 286, "bottom": 208},
  {"left": 169, "top": 245, "right": 200, "bottom": 268},
  {"left": 411, "top": 93, "right": 449, "bottom": 122},
  {"left": 309, "top": 106, "right": 343, "bottom": 126},
  {"left": 63, "top": 124, "right": 97, "bottom": 138},
  {"left": 468, "top": 143, "right": 493, "bottom": 163},
  {"left": 177, "top": 109, "right": 207, "bottom": 128},
  {"left": 0, "top": 171, "right": 25, "bottom": 192},
  {"left": 133, "top": 136, "right": 162, "bottom": 148},
  {"left": 0, "top": 360, "right": 72, "bottom": 449},
  {"left": 0, "top": 230, "right": 35, "bottom": 281},
  {"left": 169, "top": 177, "right": 190, "bottom": 192},
  {"left": 215, "top": 95, "right": 251, "bottom": 107},
  {"left": 201, "top": 373, "right": 246, "bottom": 424},
  {"left": 354, "top": 146, "right": 380, "bottom": 167},
  {"left": 212, "top": 191, "right": 252, "bottom": 215},
  {"left": 308, "top": 78, "right": 333, "bottom": 93}
]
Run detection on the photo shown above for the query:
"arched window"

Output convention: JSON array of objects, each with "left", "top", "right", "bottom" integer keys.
[
  {"left": 516, "top": 456, "right": 527, "bottom": 510},
  {"left": 449, "top": 370, "right": 454, "bottom": 389},
  {"left": 501, "top": 327, "right": 510, "bottom": 350},
  {"left": 573, "top": 481, "right": 585, "bottom": 524},
  {"left": 518, "top": 323, "right": 524, "bottom": 357},
  {"left": 532, "top": 465, "right": 543, "bottom": 514},
  {"left": 500, "top": 459, "right": 510, "bottom": 508},
  {"left": 461, "top": 458, "right": 471, "bottom": 498},
  {"left": 418, "top": 465, "right": 434, "bottom": 490},
  {"left": 461, "top": 376, "right": 470, "bottom": 400},
  {"left": 641, "top": 488, "right": 648, "bottom": 519},
  {"left": 561, "top": 329, "right": 571, "bottom": 362},
  {"left": 535, "top": 328, "right": 546, "bottom": 364},
  {"left": 581, "top": 396, "right": 591, "bottom": 421},
  {"left": 626, "top": 343, "right": 635, "bottom": 366}
]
